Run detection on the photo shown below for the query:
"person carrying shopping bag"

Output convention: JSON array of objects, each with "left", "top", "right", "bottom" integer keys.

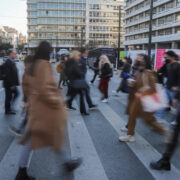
[{"left": 119, "top": 54, "right": 168, "bottom": 142}]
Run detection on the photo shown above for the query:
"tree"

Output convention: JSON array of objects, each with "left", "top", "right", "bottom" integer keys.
[{"left": 0, "top": 43, "right": 13, "bottom": 51}]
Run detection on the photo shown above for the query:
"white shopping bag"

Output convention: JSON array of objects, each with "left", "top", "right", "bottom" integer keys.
[{"left": 141, "top": 84, "right": 168, "bottom": 112}]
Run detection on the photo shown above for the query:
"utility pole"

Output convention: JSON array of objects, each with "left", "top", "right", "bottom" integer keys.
[
  {"left": 148, "top": 0, "right": 153, "bottom": 58},
  {"left": 81, "top": 27, "right": 84, "bottom": 51},
  {"left": 117, "top": 5, "right": 121, "bottom": 70}
]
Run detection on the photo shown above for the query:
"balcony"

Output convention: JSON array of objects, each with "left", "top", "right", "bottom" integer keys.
[
  {"left": 125, "top": 6, "right": 180, "bottom": 28},
  {"left": 124, "top": 0, "right": 171, "bottom": 19},
  {"left": 125, "top": 20, "right": 180, "bottom": 37},
  {"left": 125, "top": 0, "right": 144, "bottom": 11},
  {"left": 124, "top": 33, "right": 180, "bottom": 45}
]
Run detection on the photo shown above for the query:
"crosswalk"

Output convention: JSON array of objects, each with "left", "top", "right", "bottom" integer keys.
[{"left": 0, "top": 65, "right": 180, "bottom": 179}]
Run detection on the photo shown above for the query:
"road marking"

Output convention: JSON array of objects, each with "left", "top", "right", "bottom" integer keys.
[
  {"left": 98, "top": 102, "right": 180, "bottom": 180},
  {"left": 68, "top": 103, "right": 108, "bottom": 180},
  {"left": 0, "top": 138, "right": 21, "bottom": 180}
]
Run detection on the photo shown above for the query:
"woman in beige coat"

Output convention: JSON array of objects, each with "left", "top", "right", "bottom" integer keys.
[
  {"left": 15, "top": 41, "right": 81, "bottom": 180},
  {"left": 119, "top": 54, "right": 167, "bottom": 143}
]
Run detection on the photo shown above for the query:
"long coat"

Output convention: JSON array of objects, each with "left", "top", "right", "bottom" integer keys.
[
  {"left": 21, "top": 60, "right": 67, "bottom": 152},
  {"left": 126, "top": 70, "right": 157, "bottom": 115},
  {"left": 3, "top": 59, "right": 19, "bottom": 88}
]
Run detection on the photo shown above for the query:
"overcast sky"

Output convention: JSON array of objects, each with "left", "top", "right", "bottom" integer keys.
[{"left": 0, "top": 0, "right": 27, "bottom": 35}]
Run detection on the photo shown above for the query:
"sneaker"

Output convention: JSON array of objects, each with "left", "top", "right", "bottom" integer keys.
[
  {"left": 150, "top": 159, "right": 171, "bottom": 171},
  {"left": 9, "top": 126, "right": 22, "bottom": 136},
  {"left": 171, "top": 120, "right": 177, "bottom": 126},
  {"left": 67, "top": 106, "right": 76, "bottom": 111},
  {"left": 119, "top": 135, "right": 135, "bottom": 142},
  {"left": 89, "top": 104, "right": 98, "bottom": 110},
  {"left": 120, "top": 127, "right": 128, "bottom": 132},
  {"left": 102, "top": 99, "right": 108, "bottom": 103},
  {"left": 112, "top": 90, "right": 119, "bottom": 96},
  {"left": 64, "top": 158, "right": 82, "bottom": 172}
]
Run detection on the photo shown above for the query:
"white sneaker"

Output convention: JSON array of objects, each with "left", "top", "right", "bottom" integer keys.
[
  {"left": 112, "top": 90, "right": 119, "bottom": 96},
  {"left": 171, "top": 120, "right": 177, "bottom": 126},
  {"left": 102, "top": 99, "right": 108, "bottom": 103},
  {"left": 120, "top": 127, "right": 128, "bottom": 132},
  {"left": 119, "top": 135, "right": 135, "bottom": 142}
]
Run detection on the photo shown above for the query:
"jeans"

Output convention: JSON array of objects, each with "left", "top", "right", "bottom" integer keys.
[
  {"left": 163, "top": 103, "right": 180, "bottom": 162},
  {"left": 84, "top": 87, "right": 93, "bottom": 108},
  {"left": 5, "top": 87, "right": 19, "bottom": 112},
  {"left": 165, "top": 88, "right": 175, "bottom": 106},
  {"left": 79, "top": 90, "right": 87, "bottom": 114},
  {"left": 98, "top": 78, "right": 110, "bottom": 99}
]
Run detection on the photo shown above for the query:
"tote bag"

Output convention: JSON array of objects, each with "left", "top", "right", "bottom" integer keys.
[{"left": 140, "top": 73, "right": 168, "bottom": 112}]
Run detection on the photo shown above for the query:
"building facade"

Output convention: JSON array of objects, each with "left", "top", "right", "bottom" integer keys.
[
  {"left": 3, "top": 26, "right": 19, "bottom": 49},
  {"left": 0, "top": 26, "right": 8, "bottom": 44},
  {"left": 124, "top": 0, "right": 180, "bottom": 50},
  {"left": 19, "top": 33, "right": 27, "bottom": 45},
  {"left": 27, "top": 0, "right": 125, "bottom": 50}
]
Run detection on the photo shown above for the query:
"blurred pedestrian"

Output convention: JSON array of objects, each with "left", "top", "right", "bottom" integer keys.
[
  {"left": 119, "top": 54, "right": 167, "bottom": 142},
  {"left": 3, "top": 49, "right": 19, "bottom": 115},
  {"left": 66, "top": 50, "right": 89, "bottom": 115},
  {"left": 150, "top": 66, "right": 180, "bottom": 171},
  {"left": 58, "top": 54, "right": 68, "bottom": 88},
  {"left": 15, "top": 41, "right": 81, "bottom": 180},
  {"left": 90, "top": 57, "right": 100, "bottom": 84},
  {"left": 98, "top": 55, "right": 113, "bottom": 103},
  {"left": 79, "top": 49, "right": 97, "bottom": 110},
  {"left": 112, "top": 57, "right": 132, "bottom": 96},
  {"left": 164, "top": 51, "right": 180, "bottom": 114},
  {"left": 9, "top": 55, "right": 33, "bottom": 136}
]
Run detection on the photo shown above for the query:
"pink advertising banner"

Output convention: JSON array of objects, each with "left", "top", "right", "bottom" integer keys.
[
  {"left": 155, "top": 49, "right": 166, "bottom": 70},
  {"left": 155, "top": 49, "right": 180, "bottom": 70}
]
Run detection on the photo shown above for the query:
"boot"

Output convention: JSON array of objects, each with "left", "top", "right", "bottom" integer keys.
[
  {"left": 15, "top": 168, "right": 36, "bottom": 180},
  {"left": 150, "top": 158, "right": 171, "bottom": 171},
  {"left": 64, "top": 158, "right": 82, "bottom": 172}
]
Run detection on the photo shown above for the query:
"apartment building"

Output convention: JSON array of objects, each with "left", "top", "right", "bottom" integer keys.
[
  {"left": 124, "top": 0, "right": 180, "bottom": 50},
  {"left": 27, "top": 0, "right": 125, "bottom": 50}
]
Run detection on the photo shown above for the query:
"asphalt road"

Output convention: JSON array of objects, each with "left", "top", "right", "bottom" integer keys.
[{"left": 0, "top": 62, "right": 180, "bottom": 180}]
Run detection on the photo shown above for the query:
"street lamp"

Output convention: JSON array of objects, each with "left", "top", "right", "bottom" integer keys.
[
  {"left": 117, "top": 5, "right": 122, "bottom": 70},
  {"left": 148, "top": 0, "right": 154, "bottom": 58},
  {"left": 81, "top": 27, "right": 85, "bottom": 51}
]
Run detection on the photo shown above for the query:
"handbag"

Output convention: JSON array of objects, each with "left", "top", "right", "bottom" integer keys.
[
  {"left": 140, "top": 73, "right": 168, "bottom": 112},
  {"left": 71, "top": 79, "right": 88, "bottom": 90},
  {"left": 56, "top": 63, "right": 61, "bottom": 73}
]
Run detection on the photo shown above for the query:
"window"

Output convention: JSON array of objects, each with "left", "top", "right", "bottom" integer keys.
[{"left": 159, "top": 5, "right": 165, "bottom": 12}]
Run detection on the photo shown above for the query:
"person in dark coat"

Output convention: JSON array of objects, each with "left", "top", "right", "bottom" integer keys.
[
  {"left": 90, "top": 57, "right": 100, "bottom": 84},
  {"left": 79, "top": 48, "right": 88, "bottom": 79},
  {"left": 157, "top": 58, "right": 169, "bottom": 85},
  {"left": 79, "top": 49, "right": 97, "bottom": 110},
  {"left": 98, "top": 55, "right": 113, "bottom": 103},
  {"left": 150, "top": 64, "right": 180, "bottom": 171},
  {"left": 66, "top": 51, "right": 89, "bottom": 115},
  {"left": 112, "top": 57, "right": 132, "bottom": 95},
  {"left": 3, "top": 50, "right": 19, "bottom": 114}
]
